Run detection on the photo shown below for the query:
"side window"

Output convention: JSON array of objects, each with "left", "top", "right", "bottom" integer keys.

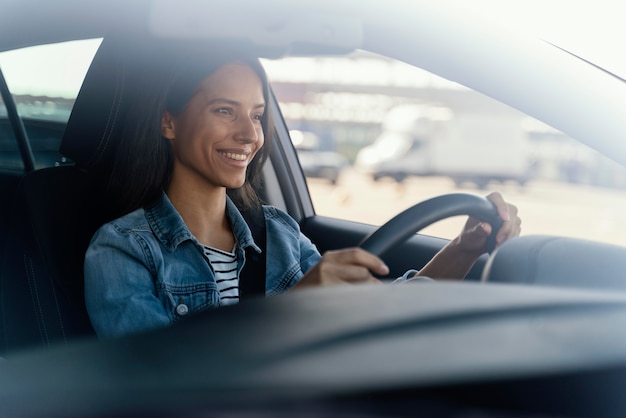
[
  {"left": 0, "top": 91, "right": 21, "bottom": 170},
  {"left": 264, "top": 52, "right": 626, "bottom": 245},
  {"left": 0, "top": 38, "right": 101, "bottom": 171}
]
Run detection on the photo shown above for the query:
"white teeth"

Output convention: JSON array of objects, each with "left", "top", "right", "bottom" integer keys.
[{"left": 221, "top": 152, "right": 247, "bottom": 161}]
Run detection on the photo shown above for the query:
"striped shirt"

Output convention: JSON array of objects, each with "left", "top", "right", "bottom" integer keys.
[{"left": 202, "top": 245, "right": 239, "bottom": 306}]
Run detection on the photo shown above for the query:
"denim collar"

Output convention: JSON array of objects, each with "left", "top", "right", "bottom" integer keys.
[{"left": 145, "top": 191, "right": 261, "bottom": 254}]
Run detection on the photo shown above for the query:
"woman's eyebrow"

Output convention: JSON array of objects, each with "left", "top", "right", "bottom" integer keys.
[{"left": 206, "top": 98, "right": 266, "bottom": 109}]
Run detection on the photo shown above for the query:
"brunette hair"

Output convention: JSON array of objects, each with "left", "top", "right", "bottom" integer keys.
[{"left": 107, "top": 46, "right": 274, "bottom": 215}]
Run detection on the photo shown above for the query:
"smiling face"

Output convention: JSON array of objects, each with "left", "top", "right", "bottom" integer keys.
[{"left": 161, "top": 62, "right": 266, "bottom": 192}]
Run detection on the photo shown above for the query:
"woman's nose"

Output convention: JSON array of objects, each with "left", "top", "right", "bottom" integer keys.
[{"left": 235, "top": 117, "right": 261, "bottom": 143}]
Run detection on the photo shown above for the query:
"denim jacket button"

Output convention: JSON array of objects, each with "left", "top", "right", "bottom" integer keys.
[{"left": 175, "top": 303, "right": 189, "bottom": 316}]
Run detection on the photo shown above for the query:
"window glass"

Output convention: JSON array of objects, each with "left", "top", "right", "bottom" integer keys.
[
  {"left": 263, "top": 52, "right": 626, "bottom": 247},
  {"left": 0, "top": 38, "right": 102, "bottom": 169},
  {"left": 0, "top": 92, "right": 21, "bottom": 170}
]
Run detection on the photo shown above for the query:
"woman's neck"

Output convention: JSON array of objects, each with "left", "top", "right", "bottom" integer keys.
[{"left": 166, "top": 180, "right": 234, "bottom": 251}]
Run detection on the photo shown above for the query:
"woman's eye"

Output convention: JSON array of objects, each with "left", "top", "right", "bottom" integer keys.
[
  {"left": 252, "top": 113, "right": 263, "bottom": 121},
  {"left": 216, "top": 108, "right": 232, "bottom": 115}
]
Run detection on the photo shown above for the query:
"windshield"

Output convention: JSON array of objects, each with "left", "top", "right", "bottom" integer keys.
[
  {"left": 264, "top": 7, "right": 626, "bottom": 248},
  {"left": 440, "top": 0, "right": 626, "bottom": 80}
]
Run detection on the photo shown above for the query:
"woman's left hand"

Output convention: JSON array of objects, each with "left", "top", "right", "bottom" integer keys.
[{"left": 454, "top": 191, "right": 521, "bottom": 255}]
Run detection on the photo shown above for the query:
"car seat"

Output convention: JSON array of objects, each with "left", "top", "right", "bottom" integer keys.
[{"left": 0, "top": 37, "right": 139, "bottom": 355}]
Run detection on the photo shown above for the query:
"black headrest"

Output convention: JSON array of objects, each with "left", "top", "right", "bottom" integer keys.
[{"left": 59, "top": 38, "right": 123, "bottom": 170}]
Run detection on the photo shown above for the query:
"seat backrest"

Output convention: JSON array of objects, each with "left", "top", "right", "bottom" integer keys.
[
  {"left": 0, "top": 167, "right": 106, "bottom": 353},
  {"left": 0, "top": 171, "right": 22, "bottom": 249},
  {"left": 0, "top": 37, "right": 135, "bottom": 355}
]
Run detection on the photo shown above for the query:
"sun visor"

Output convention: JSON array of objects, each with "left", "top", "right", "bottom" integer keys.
[{"left": 148, "top": 0, "right": 362, "bottom": 56}]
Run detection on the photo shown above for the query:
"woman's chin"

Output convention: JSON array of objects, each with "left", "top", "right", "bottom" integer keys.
[{"left": 225, "top": 179, "right": 247, "bottom": 190}]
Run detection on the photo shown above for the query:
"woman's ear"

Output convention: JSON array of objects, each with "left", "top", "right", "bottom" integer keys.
[{"left": 161, "top": 110, "right": 176, "bottom": 140}]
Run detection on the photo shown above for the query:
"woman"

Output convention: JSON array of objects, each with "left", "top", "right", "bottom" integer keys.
[{"left": 84, "top": 49, "right": 521, "bottom": 339}]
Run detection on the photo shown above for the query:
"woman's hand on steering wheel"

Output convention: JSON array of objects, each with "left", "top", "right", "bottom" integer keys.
[
  {"left": 292, "top": 248, "right": 388, "bottom": 290},
  {"left": 295, "top": 191, "right": 522, "bottom": 288},
  {"left": 456, "top": 192, "right": 521, "bottom": 257}
]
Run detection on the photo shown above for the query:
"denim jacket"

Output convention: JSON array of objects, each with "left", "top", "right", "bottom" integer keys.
[{"left": 84, "top": 192, "right": 321, "bottom": 338}]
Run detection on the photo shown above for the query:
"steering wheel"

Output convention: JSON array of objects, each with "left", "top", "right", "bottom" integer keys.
[{"left": 359, "top": 193, "right": 503, "bottom": 259}]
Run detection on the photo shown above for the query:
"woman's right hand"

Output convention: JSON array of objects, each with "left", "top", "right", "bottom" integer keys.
[{"left": 292, "top": 247, "right": 388, "bottom": 289}]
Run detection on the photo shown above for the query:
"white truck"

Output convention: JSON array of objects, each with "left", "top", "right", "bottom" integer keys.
[{"left": 355, "top": 104, "right": 534, "bottom": 189}]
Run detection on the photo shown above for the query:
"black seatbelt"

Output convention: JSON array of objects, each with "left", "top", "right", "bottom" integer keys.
[{"left": 238, "top": 205, "right": 267, "bottom": 299}]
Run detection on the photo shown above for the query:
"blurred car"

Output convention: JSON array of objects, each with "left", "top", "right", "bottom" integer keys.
[
  {"left": 1, "top": 1, "right": 626, "bottom": 417},
  {"left": 291, "top": 129, "right": 348, "bottom": 184}
]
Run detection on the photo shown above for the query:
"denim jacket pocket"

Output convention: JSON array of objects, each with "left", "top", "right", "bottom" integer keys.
[{"left": 156, "top": 282, "right": 220, "bottom": 322}]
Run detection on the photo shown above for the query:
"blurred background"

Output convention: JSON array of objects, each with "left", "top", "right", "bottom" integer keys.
[{"left": 263, "top": 47, "right": 626, "bottom": 246}]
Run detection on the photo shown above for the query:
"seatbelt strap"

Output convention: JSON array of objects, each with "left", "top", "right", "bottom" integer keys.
[{"left": 238, "top": 205, "right": 267, "bottom": 299}]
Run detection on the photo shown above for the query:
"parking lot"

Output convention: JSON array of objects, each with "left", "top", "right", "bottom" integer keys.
[{"left": 307, "top": 169, "right": 626, "bottom": 248}]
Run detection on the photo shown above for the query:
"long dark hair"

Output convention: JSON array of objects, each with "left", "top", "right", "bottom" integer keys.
[{"left": 107, "top": 46, "right": 274, "bottom": 215}]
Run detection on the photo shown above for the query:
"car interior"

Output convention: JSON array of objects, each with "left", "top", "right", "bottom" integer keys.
[
  {"left": 0, "top": 38, "right": 287, "bottom": 353},
  {"left": 0, "top": 33, "right": 474, "bottom": 355},
  {"left": 2, "top": 3, "right": 626, "bottom": 416},
  {"left": 3, "top": 28, "right": 626, "bottom": 359}
]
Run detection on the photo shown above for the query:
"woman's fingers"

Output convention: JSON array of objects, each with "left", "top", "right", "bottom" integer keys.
[
  {"left": 486, "top": 192, "right": 521, "bottom": 244},
  {"left": 323, "top": 248, "right": 389, "bottom": 276},
  {"left": 458, "top": 192, "right": 522, "bottom": 254},
  {"left": 294, "top": 248, "right": 387, "bottom": 290},
  {"left": 486, "top": 191, "right": 511, "bottom": 222}
]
